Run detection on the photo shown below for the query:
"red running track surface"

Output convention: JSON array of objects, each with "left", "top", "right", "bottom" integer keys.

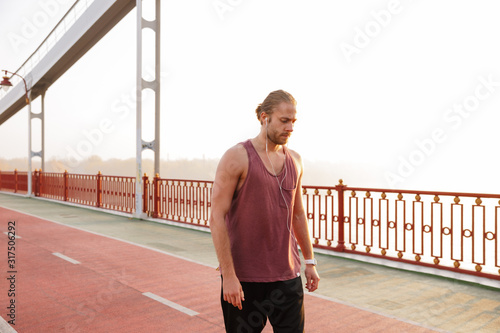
[{"left": 0, "top": 207, "right": 435, "bottom": 332}]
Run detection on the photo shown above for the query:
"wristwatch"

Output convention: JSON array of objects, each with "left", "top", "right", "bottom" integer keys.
[{"left": 304, "top": 258, "right": 317, "bottom": 266}]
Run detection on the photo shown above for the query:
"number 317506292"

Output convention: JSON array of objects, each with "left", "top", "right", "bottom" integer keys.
[{"left": 7, "top": 221, "right": 16, "bottom": 269}]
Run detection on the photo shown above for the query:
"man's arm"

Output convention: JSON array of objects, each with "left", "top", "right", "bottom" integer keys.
[
  {"left": 290, "top": 152, "right": 320, "bottom": 292},
  {"left": 209, "top": 145, "right": 246, "bottom": 309}
]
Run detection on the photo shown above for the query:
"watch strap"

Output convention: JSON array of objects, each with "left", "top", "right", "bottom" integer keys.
[{"left": 304, "top": 258, "right": 317, "bottom": 265}]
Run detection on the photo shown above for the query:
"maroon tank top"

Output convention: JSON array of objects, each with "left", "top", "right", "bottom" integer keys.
[{"left": 225, "top": 139, "right": 301, "bottom": 282}]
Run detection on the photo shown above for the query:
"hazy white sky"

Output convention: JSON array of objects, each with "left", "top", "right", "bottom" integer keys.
[{"left": 1, "top": 0, "right": 499, "bottom": 193}]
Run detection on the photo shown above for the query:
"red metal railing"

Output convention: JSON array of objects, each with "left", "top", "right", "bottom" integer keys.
[
  {"left": 0, "top": 170, "right": 28, "bottom": 194},
  {"left": 30, "top": 170, "right": 136, "bottom": 213},
  {"left": 66, "top": 173, "right": 98, "bottom": 207},
  {"left": 100, "top": 174, "right": 135, "bottom": 213},
  {"left": 303, "top": 181, "right": 500, "bottom": 279},
  {"left": 1, "top": 171, "right": 499, "bottom": 280},
  {"left": 38, "top": 171, "right": 66, "bottom": 200},
  {"left": 143, "top": 174, "right": 213, "bottom": 227}
]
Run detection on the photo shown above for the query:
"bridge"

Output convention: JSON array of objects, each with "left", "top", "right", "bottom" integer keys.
[
  {"left": 1, "top": 0, "right": 158, "bottom": 215},
  {"left": 0, "top": 0, "right": 135, "bottom": 125},
  {"left": 1, "top": 1, "right": 499, "bottom": 332},
  {"left": 2, "top": 192, "right": 500, "bottom": 332}
]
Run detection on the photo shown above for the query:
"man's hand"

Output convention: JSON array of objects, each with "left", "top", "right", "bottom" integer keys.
[
  {"left": 304, "top": 265, "right": 320, "bottom": 292},
  {"left": 223, "top": 275, "right": 245, "bottom": 310}
]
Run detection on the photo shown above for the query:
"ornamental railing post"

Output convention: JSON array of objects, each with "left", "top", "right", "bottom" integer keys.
[
  {"left": 153, "top": 173, "right": 160, "bottom": 218},
  {"left": 97, "top": 171, "right": 102, "bottom": 208},
  {"left": 35, "top": 169, "right": 41, "bottom": 197},
  {"left": 33, "top": 170, "right": 37, "bottom": 196},
  {"left": 14, "top": 169, "right": 18, "bottom": 193},
  {"left": 40, "top": 169, "right": 43, "bottom": 196},
  {"left": 63, "top": 170, "right": 68, "bottom": 201},
  {"left": 142, "top": 173, "right": 149, "bottom": 214},
  {"left": 39, "top": 169, "right": 43, "bottom": 196},
  {"left": 335, "top": 179, "right": 346, "bottom": 251}
]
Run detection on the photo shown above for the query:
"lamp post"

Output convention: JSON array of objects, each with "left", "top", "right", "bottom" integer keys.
[
  {"left": 1, "top": 70, "right": 30, "bottom": 105},
  {"left": 1, "top": 70, "right": 33, "bottom": 196}
]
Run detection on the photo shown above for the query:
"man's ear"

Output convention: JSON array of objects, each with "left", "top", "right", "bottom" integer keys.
[{"left": 261, "top": 112, "right": 268, "bottom": 124}]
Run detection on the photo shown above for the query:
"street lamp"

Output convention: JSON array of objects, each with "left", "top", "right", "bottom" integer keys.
[
  {"left": 1, "top": 69, "right": 33, "bottom": 197},
  {"left": 1, "top": 70, "right": 30, "bottom": 104}
]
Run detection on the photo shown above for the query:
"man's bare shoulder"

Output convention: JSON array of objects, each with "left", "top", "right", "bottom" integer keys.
[
  {"left": 287, "top": 148, "right": 303, "bottom": 164},
  {"left": 222, "top": 143, "right": 247, "bottom": 162},
  {"left": 225, "top": 142, "right": 247, "bottom": 156},
  {"left": 217, "top": 143, "right": 248, "bottom": 176},
  {"left": 287, "top": 148, "right": 304, "bottom": 176}
]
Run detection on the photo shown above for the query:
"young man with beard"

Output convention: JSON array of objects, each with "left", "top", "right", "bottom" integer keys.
[{"left": 210, "top": 90, "right": 320, "bottom": 332}]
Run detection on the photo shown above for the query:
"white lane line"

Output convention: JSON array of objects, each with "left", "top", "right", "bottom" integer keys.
[
  {"left": 142, "top": 292, "right": 199, "bottom": 316},
  {"left": 3, "top": 232, "right": 21, "bottom": 238},
  {"left": 0, "top": 207, "right": 216, "bottom": 269},
  {"left": 52, "top": 252, "right": 81, "bottom": 264}
]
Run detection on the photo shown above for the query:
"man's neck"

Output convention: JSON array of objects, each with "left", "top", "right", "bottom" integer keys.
[{"left": 252, "top": 134, "right": 283, "bottom": 154}]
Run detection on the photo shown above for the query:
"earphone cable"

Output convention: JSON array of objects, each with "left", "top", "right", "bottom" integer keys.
[{"left": 266, "top": 123, "right": 293, "bottom": 237}]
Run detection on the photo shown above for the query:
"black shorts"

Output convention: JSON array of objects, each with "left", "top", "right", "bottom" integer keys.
[{"left": 220, "top": 276, "right": 304, "bottom": 333}]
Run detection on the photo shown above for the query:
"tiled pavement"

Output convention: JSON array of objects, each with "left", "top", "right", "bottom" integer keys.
[{"left": 0, "top": 193, "right": 499, "bottom": 332}]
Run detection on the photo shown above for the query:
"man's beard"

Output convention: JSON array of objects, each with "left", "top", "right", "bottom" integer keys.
[{"left": 267, "top": 131, "right": 290, "bottom": 145}]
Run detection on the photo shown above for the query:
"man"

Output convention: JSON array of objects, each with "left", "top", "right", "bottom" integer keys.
[{"left": 210, "top": 90, "right": 320, "bottom": 333}]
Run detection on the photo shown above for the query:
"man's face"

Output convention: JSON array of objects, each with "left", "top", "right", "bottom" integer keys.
[{"left": 266, "top": 102, "right": 297, "bottom": 146}]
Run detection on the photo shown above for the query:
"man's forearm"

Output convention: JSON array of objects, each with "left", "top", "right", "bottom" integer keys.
[
  {"left": 293, "top": 211, "right": 321, "bottom": 292},
  {"left": 292, "top": 214, "right": 315, "bottom": 260},
  {"left": 210, "top": 216, "right": 237, "bottom": 277}
]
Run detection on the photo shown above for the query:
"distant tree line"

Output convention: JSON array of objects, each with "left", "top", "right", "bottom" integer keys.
[{"left": 0, "top": 156, "right": 383, "bottom": 187}]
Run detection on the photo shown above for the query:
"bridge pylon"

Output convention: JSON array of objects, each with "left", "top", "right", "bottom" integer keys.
[{"left": 135, "top": 0, "right": 161, "bottom": 218}]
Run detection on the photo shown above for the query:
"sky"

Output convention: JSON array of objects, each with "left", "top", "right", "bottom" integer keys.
[{"left": 1, "top": 0, "right": 500, "bottom": 193}]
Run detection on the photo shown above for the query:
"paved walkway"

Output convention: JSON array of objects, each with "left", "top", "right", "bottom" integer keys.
[{"left": 0, "top": 193, "right": 499, "bottom": 332}]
